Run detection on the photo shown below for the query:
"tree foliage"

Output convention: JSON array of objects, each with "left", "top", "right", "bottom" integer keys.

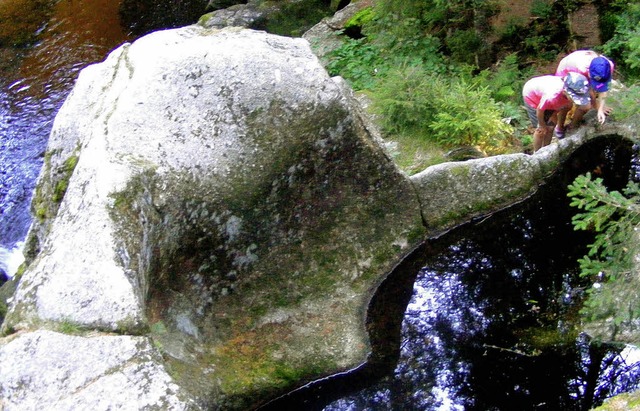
[
  {"left": 602, "top": 1, "right": 640, "bottom": 81},
  {"left": 568, "top": 173, "right": 640, "bottom": 340}
]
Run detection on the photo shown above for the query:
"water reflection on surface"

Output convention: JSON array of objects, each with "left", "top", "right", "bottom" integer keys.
[
  {"left": 325, "top": 161, "right": 640, "bottom": 410},
  {"left": 0, "top": 0, "right": 130, "bottom": 252}
]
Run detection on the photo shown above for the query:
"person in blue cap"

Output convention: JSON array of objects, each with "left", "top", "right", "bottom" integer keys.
[{"left": 556, "top": 50, "right": 614, "bottom": 127}]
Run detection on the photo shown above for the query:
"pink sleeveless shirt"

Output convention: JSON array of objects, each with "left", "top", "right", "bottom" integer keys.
[{"left": 522, "top": 75, "right": 572, "bottom": 111}]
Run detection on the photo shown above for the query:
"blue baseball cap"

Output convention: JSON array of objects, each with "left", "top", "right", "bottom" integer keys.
[{"left": 589, "top": 57, "right": 611, "bottom": 92}]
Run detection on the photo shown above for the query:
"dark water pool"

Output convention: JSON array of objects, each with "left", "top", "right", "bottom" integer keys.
[{"left": 326, "top": 196, "right": 637, "bottom": 410}]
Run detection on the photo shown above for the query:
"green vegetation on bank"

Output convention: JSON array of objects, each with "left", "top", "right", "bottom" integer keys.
[
  {"left": 323, "top": 0, "right": 640, "bottom": 172},
  {"left": 601, "top": 1, "right": 640, "bottom": 81}
]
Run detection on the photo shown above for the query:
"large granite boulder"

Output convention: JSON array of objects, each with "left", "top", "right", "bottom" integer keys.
[{"left": 0, "top": 26, "right": 424, "bottom": 409}]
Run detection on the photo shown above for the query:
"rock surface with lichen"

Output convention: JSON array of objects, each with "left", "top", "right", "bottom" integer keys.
[
  {"left": 0, "top": 26, "right": 424, "bottom": 409},
  {"left": 411, "top": 123, "right": 639, "bottom": 234}
]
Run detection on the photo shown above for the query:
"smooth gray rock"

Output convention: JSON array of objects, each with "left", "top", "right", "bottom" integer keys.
[{"left": 199, "top": 3, "right": 268, "bottom": 30}]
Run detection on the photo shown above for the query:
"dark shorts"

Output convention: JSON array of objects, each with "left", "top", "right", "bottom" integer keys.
[{"left": 524, "top": 105, "right": 554, "bottom": 127}]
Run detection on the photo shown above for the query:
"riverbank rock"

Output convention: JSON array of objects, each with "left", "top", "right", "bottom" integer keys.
[
  {"left": 0, "top": 26, "right": 424, "bottom": 409},
  {"left": 303, "top": 0, "right": 376, "bottom": 66},
  {"left": 198, "top": 0, "right": 348, "bottom": 37},
  {"left": 411, "top": 122, "right": 639, "bottom": 235},
  {"left": 199, "top": 2, "right": 268, "bottom": 30}
]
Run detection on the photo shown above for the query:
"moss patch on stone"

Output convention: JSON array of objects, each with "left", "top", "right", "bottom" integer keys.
[
  {"left": 0, "top": 263, "right": 27, "bottom": 332},
  {"left": 29, "top": 144, "right": 80, "bottom": 264},
  {"left": 594, "top": 390, "right": 640, "bottom": 410},
  {"left": 52, "top": 154, "right": 79, "bottom": 202},
  {"left": 264, "top": 0, "right": 335, "bottom": 37},
  {"left": 107, "top": 142, "right": 422, "bottom": 407}
]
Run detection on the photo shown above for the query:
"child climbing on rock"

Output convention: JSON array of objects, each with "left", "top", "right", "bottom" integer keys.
[{"left": 522, "top": 72, "right": 591, "bottom": 152}]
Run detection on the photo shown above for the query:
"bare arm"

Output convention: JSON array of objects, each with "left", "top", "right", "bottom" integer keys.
[{"left": 596, "top": 91, "right": 611, "bottom": 124}]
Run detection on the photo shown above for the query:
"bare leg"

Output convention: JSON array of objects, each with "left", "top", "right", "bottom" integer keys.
[
  {"left": 542, "top": 127, "right": 552, "bottom": 147},
  {"left": 533, "top": 128, "right": 543, "bottom": 152},
  {"left": 533, "top": 127, "right": 552, "bottom": 152}
]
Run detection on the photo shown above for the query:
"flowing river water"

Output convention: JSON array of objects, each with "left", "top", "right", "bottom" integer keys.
[{"left": 0, "top": 0, "right": 132, "bottom": 275}]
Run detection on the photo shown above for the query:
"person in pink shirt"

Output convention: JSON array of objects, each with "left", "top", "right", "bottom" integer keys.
[
  {"left": 522, "top": 72, "right": 590, "bottom": 152},
  {"left": 556, "top": 49, "right": 614, "bottom": 125}
]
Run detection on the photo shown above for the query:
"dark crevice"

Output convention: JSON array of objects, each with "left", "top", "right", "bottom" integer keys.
[
  {"left": 342, "top": 25, "right": 364, "bottom": 40},
  {"left": 336, "top": 0, "right": 350, "bottom": 11}
]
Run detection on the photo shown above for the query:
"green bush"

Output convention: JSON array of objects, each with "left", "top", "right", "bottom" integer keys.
[
  {"left": 523, "top": 35, "right": 551, "bottom": 56},
  {"left": 371, "top": 64, "right": 433, "bottom": 134},
  {"left": 530, "top": 0, "right": 553, "bottom": 19},
  {"left": 627, "top": 30, "right": 640, "bottom": 71},
  {"left": 608, "top": 83, "right": 640, "bottom": 122},
  {"left": 388, "top": 34, "right": 446, "bottom": 71},
  {"left": 476, "top": 53, "right": 530, "bottom": 103},
  {"left": 326, "top": 23, "right": 446, "bottom": 91},
  {"left": 326, "top": 38, "right": 387, "bottom": 90},
  {"left": 497, "top": 16, "right": 528, "bottom": 45},
  {"left": 427, "top": 77, "right": 514, "bottom": 151},
  {"left": 372, "top": 65, "right": 513, "bottom": 152},
  {"left": 446, "top": 29, "right": 485, "bottom": 65},
  {"left": 474, "top": 53, "right": 532, "bottom": 146}
]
